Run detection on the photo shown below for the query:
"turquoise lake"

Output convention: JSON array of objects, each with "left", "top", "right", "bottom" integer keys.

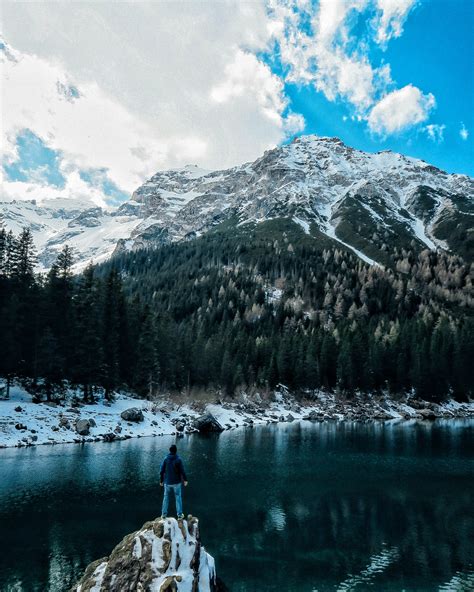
[{"left": 1, "top": 420, "right": 473, "bottom": 591}]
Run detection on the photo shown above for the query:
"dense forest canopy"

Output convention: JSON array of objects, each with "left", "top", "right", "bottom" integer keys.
[{"left": 0, "top": 219, "right": 472, "bottom": 402}]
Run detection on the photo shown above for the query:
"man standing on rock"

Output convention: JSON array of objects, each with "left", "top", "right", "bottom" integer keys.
[{"left": 160, "top": 444, "right": 188, "bottom": 519}]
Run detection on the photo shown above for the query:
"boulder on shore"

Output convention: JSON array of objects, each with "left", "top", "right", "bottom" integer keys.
[
  {"left": 419, "top": 408, "right": 437, "bottom": 420},
  {"left": 75, "top": 419, "right": 91, "bottom": 436},
  {"left": 303, "top": 410, "right": 320, "bottom": 421},
  {"left": 120, "top": 408, "right": 144, "bottom": 422},
  {"left": 72, "top": 516, "right": 227, "bottom": 592},
  {"left": 193, "top": 413, "right": 224, "bottom": 433}
]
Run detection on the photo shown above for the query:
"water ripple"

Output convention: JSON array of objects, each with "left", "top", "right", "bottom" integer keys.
[{"left": 335, "top": 545, "right": 400, "bottom": 591}]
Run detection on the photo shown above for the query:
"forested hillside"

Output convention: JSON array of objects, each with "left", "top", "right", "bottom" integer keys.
[{"left": 1, "top": 220, "right": 472, "bottom": 402}]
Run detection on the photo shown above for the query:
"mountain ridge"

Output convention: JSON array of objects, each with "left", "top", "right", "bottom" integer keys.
[{"left": 2, "top": 135, "right": 473, "bottom": 270}]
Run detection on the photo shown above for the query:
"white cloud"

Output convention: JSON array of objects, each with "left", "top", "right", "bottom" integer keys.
[
  {"left": 1, "top": 2, "right": 300, "bottom": 203},
  {"left": 424, "top": 123, "right": 446, "bottom": 143},
  {"left": 210, "top": 49, "right": 303, "bottom": 133},
  {"left": 374, "top": 0, "right": 417, "bottom": 46},
  {"left": 460, "top": 122, "right": 469, "bottom": 140},
  {"left": 368, "top": 85, "right": 435, "bottom": 135},
  {"left": 1, "top": 0, "right": 438, "bottom": 207},
  {"left": 268, "top": 0, "right": 431, "bottom": 132},
  {"left": 270, "top": 0, "right": 380, "bottom": 113},
  {"left": 0, "top": 167, "right": 112, "bottom": 209},
  {"left": 1, "top": 43, "right": 170, "bottom": 194}
]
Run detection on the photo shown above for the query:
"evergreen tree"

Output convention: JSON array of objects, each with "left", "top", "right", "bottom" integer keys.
[
  {"left": 134, "top": 308, "right": 159, "bottom": 397},
  {"left": 101, "top": 270, "right": 123, "bottom": 399},
  {"left": 74, "top": 265, "right": 102, "bottom": 401},
  {"left": 36, "top": 327, "right": 64, "bottom": 401},
  {"left": 11, "top": 228, "right": 36, "bottom": 286}
]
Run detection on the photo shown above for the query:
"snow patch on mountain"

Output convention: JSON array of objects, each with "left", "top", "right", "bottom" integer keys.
[{"left": 2, "top": 135, "right": 473, "bottom": 270}]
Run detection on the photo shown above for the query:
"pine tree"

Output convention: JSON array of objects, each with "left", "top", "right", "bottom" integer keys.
[
  {"left": 11, "top": 228, "right": 37, "bottom": 286},
  {"left": 134, "top": 308, "right": 159, "bottom": 397},
  {"left": 337, "top": 339, "right": 353, "bottom": 391},
  {"left": 74, "top": 265, "right": 102, "bottom": 401},
  {"left": 46, "top": 246, "right": 75, "bottom": 376},
  {"left": 0, "top": 294, "right": 21, "bottom": 397},
  {"left": 101, "top": 270, "right": 123, "bottom": 399},
  {"left": 36, "top": 327, "right": 64, "bottom": 401},
  {"left": 0, "top": 222, "right": 6, "bottom": 276}
]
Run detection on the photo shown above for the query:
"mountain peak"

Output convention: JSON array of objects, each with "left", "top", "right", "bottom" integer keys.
[{"left": 3, "top": 136, "right": 473, "bottom": 270}]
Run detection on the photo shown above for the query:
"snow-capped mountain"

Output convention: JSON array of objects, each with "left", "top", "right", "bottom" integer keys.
[
  {"left": 2, "top": 135, "right": 473, "bottom": 270},
  {"left": 1, "top": 197, "right": 144, "bottom": 271}
]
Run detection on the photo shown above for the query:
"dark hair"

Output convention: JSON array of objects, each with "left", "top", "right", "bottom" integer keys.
[{"left": 169, "top": 445, "right": 177, "bottom": 454}]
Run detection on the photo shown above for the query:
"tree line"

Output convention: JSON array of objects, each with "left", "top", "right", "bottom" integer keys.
[{"left": 0, "top": 220, "right": 472, "bottom": 402}]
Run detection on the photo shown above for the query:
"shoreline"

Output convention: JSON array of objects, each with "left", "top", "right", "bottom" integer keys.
[{"left": 1, "top": 385, "right": 473, "bottom": 450}]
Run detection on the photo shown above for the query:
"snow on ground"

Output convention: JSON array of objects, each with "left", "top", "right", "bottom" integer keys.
[
  {"left": 292, "top": 216, "right": 311, "bottom": 235},
  {"left": 0, "top": 384, "right": 473, "bottom": 449},
  {"left": 323, "top": 219, "right": 379, "bottom": 266},
  {"left": 411, "top": 217, "right": 438, "bottom": 250},
  {"left": 265, "top": 286, "right": 283, "bottom": 304},
  {"left": 0, "top": 386, "right": 188, "bottom": 448}
]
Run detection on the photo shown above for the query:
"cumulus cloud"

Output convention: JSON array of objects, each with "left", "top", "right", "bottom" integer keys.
[
  {"left": 460, "top": 122, "right": 469, "bottom": 140},
  {"left": 368, "top": 85, "right": 435, "bottom": 135},
  {"left": 0, "top": 166, "right": 113, "bottom": 209},
  {"left": 210, "top": 49, "right": 303, "bottom": 134},
  {"left": 1, "top": 42, "right": 170, "bottom": 195},
  {"left": 267, "top": 0, "right": 433, "bottom": 132},
  {"left": 268, "top": 0, "right": 382, "bottom": 113},
  {"left": 1, "top": 2, "right": 300, "bottom": 203},
  {"left": 1, "top": 0, "right": 437, "bottom": 206}
]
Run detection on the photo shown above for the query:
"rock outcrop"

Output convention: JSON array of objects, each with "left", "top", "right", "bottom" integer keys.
[
  {"left": 193, "top": 413, "right": 224, "bottom": 433},
  {"left": 72, "top": 516, "right": 226, "bottom": 592},
  {"left": 120, "top": 407, "right": 145, "bottom": 422},
  {"left": 75, "top": 418, "right": 91, "bottom": 436},
  {"left": 4, "top": 135, "right": 473, "bottom": 272}
]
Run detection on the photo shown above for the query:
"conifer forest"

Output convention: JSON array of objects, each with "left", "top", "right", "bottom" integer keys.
[{"left": 1, "top": 221, "right": 472, "bottom": 403}]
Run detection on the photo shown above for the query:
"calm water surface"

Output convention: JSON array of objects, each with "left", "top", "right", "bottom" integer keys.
[{"left": 1, "top": 420, "right": 473, "bottom": 592}]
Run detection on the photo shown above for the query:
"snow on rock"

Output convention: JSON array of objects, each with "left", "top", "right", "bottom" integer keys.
[
  {"left": 3, "top": 135, "right": 472, "bottom": 271},
  {"left": 1, "top": 384, "right": 473, "bottom": 449},
  {"left": 73, "top": 516, "right": 224, "bottom": 592},
  {"left": 192, "top": 413, "right": 224, "bottom": 433},
  {"left": 292, "top": 216, "right": 311, "bottom": 235}
]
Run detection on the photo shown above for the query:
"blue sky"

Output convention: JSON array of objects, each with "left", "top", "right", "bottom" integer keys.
[
  {"left": 281, "top": 0, "right": 473, "bottom": 174},
  {"left": 1, "top": 0, "right": 473, "bottom": 207}
]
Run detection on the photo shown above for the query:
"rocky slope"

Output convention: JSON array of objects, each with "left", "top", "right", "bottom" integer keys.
[
  {"left": 0, "top": 197, "right": 144, "bottom": 271},
  {"left": 2, "top": 136, "right": 473, "bottom": 270},
  {"left": 72, "top": 516, "right": 224, "bottom": 592},
  {"left": 127, "top": 137, "right": 473, "bottom": 264}
]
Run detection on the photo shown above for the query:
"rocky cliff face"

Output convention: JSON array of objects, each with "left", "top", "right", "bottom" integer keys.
[
  {"left": 127, "top": 136, "right": 473, "bottom": 264},
  {"left": 3, "top": 135, "right": 473, "bottom": 270},
  {"left": 72, "top": 516, "right": 225, "bottom": 592}
]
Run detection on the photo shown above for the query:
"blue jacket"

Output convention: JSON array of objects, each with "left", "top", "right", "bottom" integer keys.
[{"left": 160, "top": 453, "right": 187, "bottom": 485}]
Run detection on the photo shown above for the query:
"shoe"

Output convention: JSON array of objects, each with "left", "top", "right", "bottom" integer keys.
[{"left": 177, "top": 513, "right": 185, "bottom": 520}]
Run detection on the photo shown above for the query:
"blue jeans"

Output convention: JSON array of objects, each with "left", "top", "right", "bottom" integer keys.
[{"left": 161, "top": 483, "right": 183, "bottom": 517}]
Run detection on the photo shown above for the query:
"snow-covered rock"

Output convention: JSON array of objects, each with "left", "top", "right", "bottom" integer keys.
[
  {"left": 2, "top": 135, "right": 473, "bottom": 271},
  {"left": 120, "top": 407, "right": 145, "bottom": 422},
  {"left": 193, "top": 413, "right": 224, "bottom": 433},
  {"left": 72, "top": 516, "right": 225, "bottom": 592},
  {"left": 1, "top": 384, "right": 473, "bottom": 449}
]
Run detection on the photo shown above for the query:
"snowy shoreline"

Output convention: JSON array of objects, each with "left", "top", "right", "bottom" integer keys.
[{"left": 1, "top": 385, "right": 473, "bottom": 449}]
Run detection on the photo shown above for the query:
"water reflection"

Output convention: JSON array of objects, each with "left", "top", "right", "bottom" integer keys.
[
  {"left": 0, "top": 420, "right": 473, "bottom": 591},
  {"left": 336, "top": 545, "right": 400, "bottom": 591}
]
